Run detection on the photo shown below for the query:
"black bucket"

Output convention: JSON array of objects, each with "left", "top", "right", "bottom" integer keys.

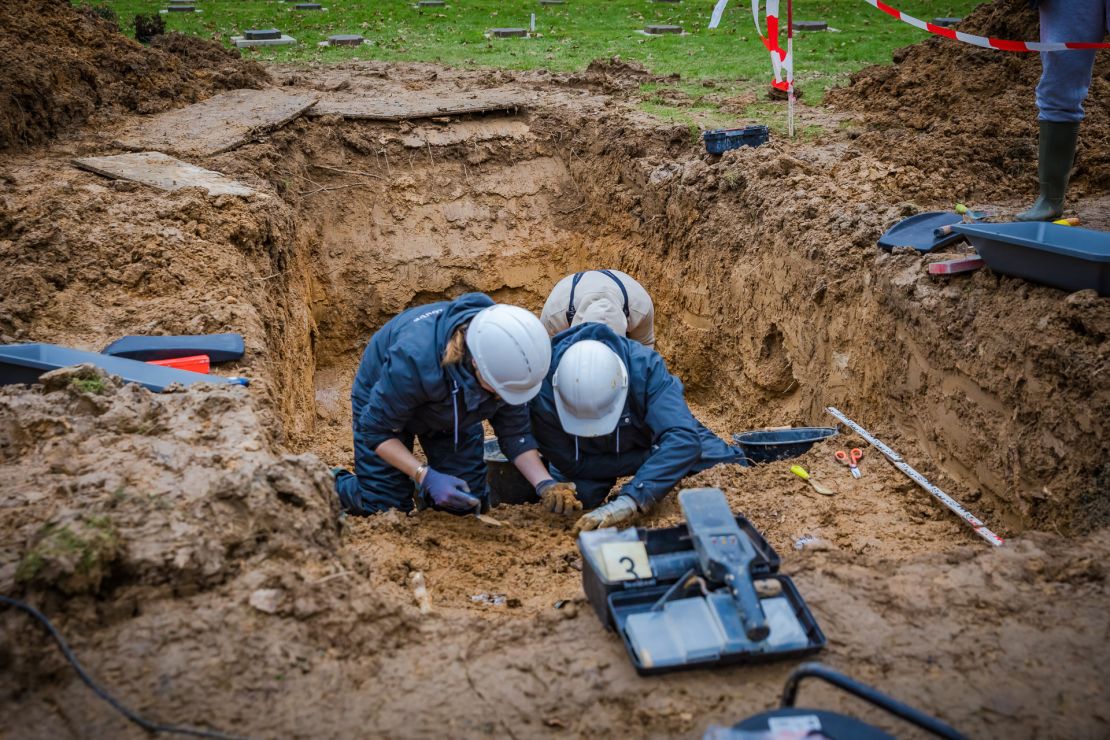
[
  {"left": 484, "top": 438, "right": 538, "bottom": 506},
  {"left": 731, "top": 427, "right": 838, "bottom": 464}
]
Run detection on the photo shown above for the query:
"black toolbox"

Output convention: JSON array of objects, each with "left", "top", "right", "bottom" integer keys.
[{"left": 577, "top": 495, "right": 824, "bottom": 676}]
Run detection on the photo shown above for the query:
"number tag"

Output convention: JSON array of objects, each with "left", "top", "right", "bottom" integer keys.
[{"left": 598, "top": 542, "right": 652, "bottom": 582}]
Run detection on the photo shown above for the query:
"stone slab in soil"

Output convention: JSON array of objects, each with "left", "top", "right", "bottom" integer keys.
[
  {"left": 115, "top": 89, "right": 318, "bottom": 157},
  {"left": 73, "top": 152, "right": 258, "bottom": 196},
  {"left": 310, "top": 87, "right": 528, "bottom": 121}
]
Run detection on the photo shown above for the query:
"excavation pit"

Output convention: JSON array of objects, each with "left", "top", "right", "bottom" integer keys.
[{"left": 2, "top": 9, "right": 1110, "bottom": 733}]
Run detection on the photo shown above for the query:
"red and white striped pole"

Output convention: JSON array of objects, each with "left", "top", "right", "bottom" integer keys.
[{"left": 787, "top": 0, "right": 795, "bottom": 137}]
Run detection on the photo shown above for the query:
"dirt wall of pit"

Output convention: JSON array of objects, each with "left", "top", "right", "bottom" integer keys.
[{"left": 229, "top": 99, "right": 1107, "bottom": 536}]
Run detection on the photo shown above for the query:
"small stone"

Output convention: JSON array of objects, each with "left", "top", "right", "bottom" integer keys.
[
  {"left": 559, "top": 601, "right": 578, "bottom": 619},
  {"left": 932, "top": 17, "right": 961, "bottom": 27},
  {"left": 249, "top": 588, "right": 284, "bottom": 614},
  {"left": 1064, "top": 288, "right": 1098, "bottom": 306}
]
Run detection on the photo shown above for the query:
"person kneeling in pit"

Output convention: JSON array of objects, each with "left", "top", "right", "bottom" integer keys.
[
  {"left": 529, "top": 322, "right": 747, "bottom": 531},
  {"left": 333, "top": 293, "right": 575, "bottom": 515},
  {"left": 540, "top": 269, "right": 656, "bottom": 347}
]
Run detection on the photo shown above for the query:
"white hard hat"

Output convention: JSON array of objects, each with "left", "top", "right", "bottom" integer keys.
[
  {"left": 552, "top": 340, "right": 628, "bottom": 437},
  {"left": 467, "top": 304, "right": 551, "bottom": 405}
]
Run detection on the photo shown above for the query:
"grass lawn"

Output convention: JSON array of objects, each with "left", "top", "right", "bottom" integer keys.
[{"left": 84, "top": 0, "right": 984, "bottom": 127}]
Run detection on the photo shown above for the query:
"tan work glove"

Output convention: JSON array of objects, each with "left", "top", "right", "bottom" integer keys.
[
  {"left": 574, "top": 495, "right": 639, "bottom": 532},
  {"left": 536, "top": 479, "right": 582, "bottom": 514}
]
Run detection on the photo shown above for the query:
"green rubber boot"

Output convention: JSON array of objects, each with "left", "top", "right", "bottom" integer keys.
[{"left": 1016, "top": 120, "right": 1080, "bottom": 222}]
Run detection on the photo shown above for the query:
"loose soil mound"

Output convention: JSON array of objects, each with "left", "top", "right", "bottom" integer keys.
[
  {"left": 0, "top": 1, "right": 269, "bottom": 150},
  {"left": 828, "top": 0, "right": 1110, "bottom": 201}
]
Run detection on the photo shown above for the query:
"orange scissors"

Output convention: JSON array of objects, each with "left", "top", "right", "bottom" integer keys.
[{"left": 835, "top": 448, "right": 863, "bottom": 478}]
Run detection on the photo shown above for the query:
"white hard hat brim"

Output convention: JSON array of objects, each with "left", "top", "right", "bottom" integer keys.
[
  {"left": 553, "top": 384, "right": 627, "bottom": 437},
  {"left": 497, "top": 384, "right": 543, "bottom": 406}
]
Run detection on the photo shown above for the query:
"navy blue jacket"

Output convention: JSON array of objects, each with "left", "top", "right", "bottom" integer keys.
[
  {"left": 529, "top": 323, "right": 704, "bottom": 509},
  {"left": 352, "top": 293, "right": 537, "bottom": 461}
]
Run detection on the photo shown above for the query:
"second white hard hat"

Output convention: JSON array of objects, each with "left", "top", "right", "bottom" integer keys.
[
  {"left": 467, "top": 304, "right": 552, "bottom": 405},
  {"left": 552, "top": 339, "right": 629, "bottom": 437}
]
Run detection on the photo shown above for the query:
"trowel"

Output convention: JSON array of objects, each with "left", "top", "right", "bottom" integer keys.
[
  {"left": 472, "top": 503, "right": 504, "bottom": 527},
  {"left": 790, "top": 466, "right": 835, "bottom": 496}
]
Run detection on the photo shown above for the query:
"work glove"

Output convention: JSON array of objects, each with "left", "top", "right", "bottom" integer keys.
[
  {"left": 574, "top": 495, "right": 640, "bottom": 532},
  {"left": 420, "top": 467, "right": 480, "bottom": 512},
  {"left": 536, "top": 479, "right": 582, "bottom": 514}
]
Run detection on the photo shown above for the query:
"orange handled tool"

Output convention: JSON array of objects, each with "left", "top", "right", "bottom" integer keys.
[{"left": 835, "top": 448, "right": 863, "bottom": 478}]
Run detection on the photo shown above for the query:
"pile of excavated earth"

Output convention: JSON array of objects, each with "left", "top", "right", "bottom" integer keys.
[{"left": 1, "top": 0, "right": 1107, "bottom": 737}]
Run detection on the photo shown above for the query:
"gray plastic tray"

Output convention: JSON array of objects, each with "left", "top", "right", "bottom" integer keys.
[{"left": 952, "top": 222, "right": 1110, "bottom": 296}]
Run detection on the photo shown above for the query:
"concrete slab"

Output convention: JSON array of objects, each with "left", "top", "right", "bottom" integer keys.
[
  {"left": 232, "top": 34, "right": 297, "bottom": 48},
  {"left": 244, "top": 28, "right": 282, "bottom": 40},
  {"left": 73, "top": 152, "right": 258, "bottom": 197},
  {"left": 328, "top": 34, "right": 363, "bottom": 46},
  {"left": 489, "top": 28, "right": 527, "bottom": 38},
  {"left": 645, "top": 25, "right": 683, "bottom": 34},
  {"left": 310, "top": 87, "right": 529, "bottom": 121},
  {"left": 115, "top": 89, "right": 318, "bottom": 157}
]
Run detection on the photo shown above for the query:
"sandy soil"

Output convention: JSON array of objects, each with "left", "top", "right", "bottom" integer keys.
[{"left": 1, "top": 1, "right": 1108, "bottom": 738}]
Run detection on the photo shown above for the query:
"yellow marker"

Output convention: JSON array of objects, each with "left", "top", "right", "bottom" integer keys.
[
  {"left": 954, "top": 203, "right": 968, "bottom": 215},
  {"left": 790, "top": 465, "right": 810, "bottom": 480},
  {"left": 1053, "top": 217, "right": 1080, "bottom": 226}
]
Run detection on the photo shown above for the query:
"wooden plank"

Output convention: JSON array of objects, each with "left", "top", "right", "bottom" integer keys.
[
  {"left": 310, "top": 87, "right": 529, "bottom": 121},
  {"left": 73, "top": 152, "right": 257, "bottom": 197},
  {"left": 114, "top": 89, "right": 318, "bottom": 157}
]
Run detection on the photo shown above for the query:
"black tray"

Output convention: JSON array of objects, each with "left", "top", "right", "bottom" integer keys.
[
  {"left": 580, "top": 514, "right": 780, "bottom": 628},
  {"left": 610, "top": 574, "right": 825, "bottom": 676}
]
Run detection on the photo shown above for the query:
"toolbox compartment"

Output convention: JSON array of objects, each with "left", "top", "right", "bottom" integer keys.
[
  {"left": 609, "top": 574, "right": 826, "bottom": 676},
  {"left": 579, "top": 515, "right": 780, "bottom": 627}
]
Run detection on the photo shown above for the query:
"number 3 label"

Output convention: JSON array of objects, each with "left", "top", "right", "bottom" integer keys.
[{"left": 599, "top": 542, "right": 652, "bottom": 582}]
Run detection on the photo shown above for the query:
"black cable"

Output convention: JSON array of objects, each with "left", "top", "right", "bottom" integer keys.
[{"left": 1, "top": 595, "right": 249, "bottom": 740}]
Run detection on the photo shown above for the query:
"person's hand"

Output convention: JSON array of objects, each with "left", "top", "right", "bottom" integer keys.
[
  {"left": 420, "top": 467, "right": 480, "bottom": 512},
  {"left": 536, "top": 479, "right": 582, "bottom": 514},
  {"left": 574, "top": 495, "right": 639, "bottom": 532}
]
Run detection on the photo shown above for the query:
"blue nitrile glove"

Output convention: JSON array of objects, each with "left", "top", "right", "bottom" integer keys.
[{"left": 420, "top": 467, "right": 480, "bottom": 512}]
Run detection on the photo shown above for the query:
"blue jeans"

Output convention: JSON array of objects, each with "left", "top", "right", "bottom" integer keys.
[
  {"left": 335, "top": 422, "right": 489, "bottom": 515},
  {"left": 1036, "top": 0, "right": 1109, "bottom": 122}
]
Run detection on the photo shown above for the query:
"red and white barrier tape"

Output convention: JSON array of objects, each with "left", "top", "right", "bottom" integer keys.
[
  {"left": 711, "top": 0, "right": 1110, "bottom": 59},
  {"left": 711, "top": 0, "right": 793, "bottom": 90},
  {"left": 864, "top": 0, "right": 1110, "bottom": 51}
]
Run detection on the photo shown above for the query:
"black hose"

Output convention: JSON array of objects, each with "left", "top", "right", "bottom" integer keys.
[
  {"left": 0, "top": 595, "right": 249, "bottom": 740},
  {"left": 782, "top": 662, "right": 967, "bottom": 740}
]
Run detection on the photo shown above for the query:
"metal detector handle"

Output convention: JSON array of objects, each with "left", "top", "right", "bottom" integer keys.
[
  {"left": 728, "top": 572, "right": 769, "bottom": 642},
  {"left": 679, "top": 489, "right": 769, "bottom": 642},
  {"left": 782, "top": 663, "right": 967, "bottom": 740}
]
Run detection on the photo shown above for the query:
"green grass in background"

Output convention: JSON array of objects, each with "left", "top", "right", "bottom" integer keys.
[{"left": 82, "top": 0, "right": 983, "bottom": 127}]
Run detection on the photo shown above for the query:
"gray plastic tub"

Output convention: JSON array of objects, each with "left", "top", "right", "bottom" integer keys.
[
  {"left": 0, "top": 343, "right": 240, "bottom": 391},
  {"left": 952, "top": 222, "right": 1110, "bottom": 296}
]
